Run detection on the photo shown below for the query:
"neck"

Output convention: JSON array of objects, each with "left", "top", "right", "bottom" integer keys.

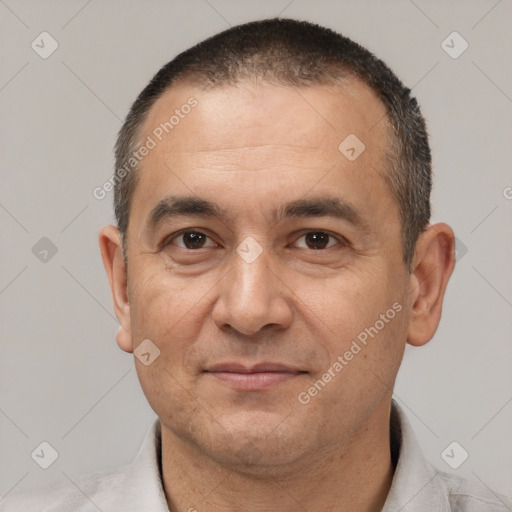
[{"left": 160, "top": 400, "right": 394, "bottom": 512}]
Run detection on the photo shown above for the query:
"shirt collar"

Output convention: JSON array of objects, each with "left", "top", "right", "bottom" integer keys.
[
  {"left": 120, "top": 419, "right": 169, "bottom": 511},
  {"left": 382, "top": 399, "right": 451, "bottom": 511}
]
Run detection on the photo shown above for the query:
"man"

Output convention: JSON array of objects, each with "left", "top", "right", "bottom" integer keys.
[{"left": 2, "top": 17, "right": 510, "bottom": 512}]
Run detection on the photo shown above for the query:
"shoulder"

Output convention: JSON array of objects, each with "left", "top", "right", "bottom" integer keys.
[
  {"left": 1, "top": 419, "right": 165, "bottom": 512},
  {"left": 0, "top": 464, "right": 130, "bottom": 512},
  {"left": 387, "top": 401, "right": 511, "bottom": 511},
  {"left": 437, "top": 469, "right": 512, "bottom": 511}
]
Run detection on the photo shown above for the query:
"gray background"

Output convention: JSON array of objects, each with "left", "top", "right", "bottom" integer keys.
[{"left": 1, "top": 0, "right": 511, "bottom": 501}]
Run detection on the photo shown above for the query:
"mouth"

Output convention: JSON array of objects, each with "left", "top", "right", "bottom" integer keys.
[{"left": 204, "top": 362, "right": 308, "bottom": 390}]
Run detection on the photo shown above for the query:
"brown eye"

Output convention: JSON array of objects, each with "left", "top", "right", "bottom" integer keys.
[
  {"left": 294, "top": 232, "right": 341, "bottom": 250},
  {"left": 305, "top": 232, "right": 329, "bottom": 249},
  {"left": 168, "top": 231, "right": 217, "bottom": 249}
]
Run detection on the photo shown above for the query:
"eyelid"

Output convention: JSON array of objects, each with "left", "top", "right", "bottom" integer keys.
[
  {"left": 161, "top": 228, "right": 218, "bottom": 249},
  {"left": 291, "top": 229, "right": 350, "bottom": 248}
]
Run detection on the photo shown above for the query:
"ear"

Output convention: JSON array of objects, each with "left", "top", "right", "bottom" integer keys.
[
  {"left": 98, "top": 225, "right": 133, "bottom": 353},
  {"left": 407, "top": 223, "right": 456, "bottom": 347}
]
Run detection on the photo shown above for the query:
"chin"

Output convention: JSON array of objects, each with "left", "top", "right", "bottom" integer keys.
[{"left": 196, "top": 411, "right": 315, "bottom": 472}]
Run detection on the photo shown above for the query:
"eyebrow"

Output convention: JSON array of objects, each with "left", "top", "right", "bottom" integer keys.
[{"left": 147, "top": 195, "right": 370, "bottom": 233}]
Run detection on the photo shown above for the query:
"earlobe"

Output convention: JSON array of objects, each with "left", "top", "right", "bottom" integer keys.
[
  {"left": 116, "top": 325, "right": 134, "bottom": 353},
  {"left": 98, "top": 225, "right": 133, "bottom": 353},
  {"left": 407, "top": 223, "right": 456, "bottom": 347}
]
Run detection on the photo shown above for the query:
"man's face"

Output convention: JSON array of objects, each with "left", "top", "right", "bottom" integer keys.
[{"left": 123, "top": 80, "right": 412, "bottom": 468}]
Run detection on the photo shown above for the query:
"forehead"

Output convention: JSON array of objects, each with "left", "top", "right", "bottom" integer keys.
[
  {"left": 130, "top": 79, "right": 397, "bottom": 232},
  {"left": 139, "top": 78, "right": 389, "bottom": 161}
]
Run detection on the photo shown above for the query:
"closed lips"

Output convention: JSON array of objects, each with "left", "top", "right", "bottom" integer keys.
[{"left": 205, "top": 363, "right": 307, "bottom": 374}]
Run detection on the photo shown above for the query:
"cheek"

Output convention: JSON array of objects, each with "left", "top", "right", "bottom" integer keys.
[
  {"left": 127, "top": 263, "right": 214, "bottom": 419},
  {"left": 127, "top": 262, "right": 219, "bottom": 393},
  {"left": 297, "top": 263, "right": 406, "bottom": 379},
  {"left": 128, "top": 261, "right": 208, "bottom": 339},
  {"left": 301, "top": 265, "right": 388, "bottom": 337}
]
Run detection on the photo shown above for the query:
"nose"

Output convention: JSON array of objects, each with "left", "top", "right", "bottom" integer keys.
[{"left": 211, "top": 241, "right": 293, "bottom": 336}]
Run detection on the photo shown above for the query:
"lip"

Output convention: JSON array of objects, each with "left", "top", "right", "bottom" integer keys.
[
  {"left": 206, "top": 362, "right": 304, "bottom": 373},
  {"left": 204, "top": 362, "right": 307, "bottom": 390}
]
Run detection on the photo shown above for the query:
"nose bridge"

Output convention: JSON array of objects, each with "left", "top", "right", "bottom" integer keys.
[
  {"left": 212, "top": 236, "right": 291, "bottom": 335},
  {"left": 233, "top": 240, "right": 271, "bottom": 307}
]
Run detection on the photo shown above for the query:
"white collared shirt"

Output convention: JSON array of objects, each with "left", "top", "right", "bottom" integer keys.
[{"left": 1, "top": 400, "right": 510, "bottom": 511}]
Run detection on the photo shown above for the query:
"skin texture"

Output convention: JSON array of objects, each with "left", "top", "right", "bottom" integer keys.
[{"left": 99, "top": 79, "right": 455, "bottom": 512}]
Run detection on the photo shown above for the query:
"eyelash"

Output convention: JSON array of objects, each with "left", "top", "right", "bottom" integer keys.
[{"left": 161, "top": 229, "right": 349, "bottom": 251}]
